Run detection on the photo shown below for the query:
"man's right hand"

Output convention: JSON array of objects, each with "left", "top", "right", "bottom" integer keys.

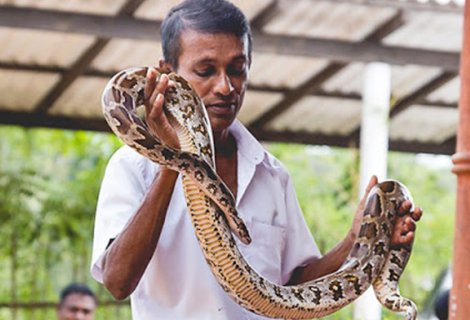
[{"left": 144, "top": 67, "right": 180, "bottom": 150}]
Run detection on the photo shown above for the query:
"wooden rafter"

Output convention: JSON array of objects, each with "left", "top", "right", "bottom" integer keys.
[
  {"left": 34, "top": 41, "right": 108, "bottom": 112},
  {"left": 390, "top": 71, "right": 457, "bottom": 117},
  {"left": 250, "top": 127, "right": 456, "bottom": 155},
  {"left": 249, "top": 0, "right": 279, "bottom": 29},
  {"left": 33, "top": 0, "right": 148, "bottom": 113},
  {"left": 0, "top": 110, "right": 109, "bottom": 132},
  {"left": 0, "top": 108, "right": 455, "bottom": 155}
]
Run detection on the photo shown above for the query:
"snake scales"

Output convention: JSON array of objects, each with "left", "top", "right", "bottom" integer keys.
[{"left": 102, "top": 66, "right": 417, "bottom": 319}]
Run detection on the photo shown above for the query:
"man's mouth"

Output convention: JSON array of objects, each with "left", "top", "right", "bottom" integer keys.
[
  {"left": 207, "top": 102, "right": 234, "bottom": 108},
  {"left": 206, "top": 103, "right": 235, "bottom": 115}
]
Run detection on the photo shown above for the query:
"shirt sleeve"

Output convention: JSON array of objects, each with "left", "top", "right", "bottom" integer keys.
[
  {"left": 90, "top": 146, "right": 154, "bottom": 282},
  {"left": 280, "top": 174, "right": 321, "bottom": 284}
]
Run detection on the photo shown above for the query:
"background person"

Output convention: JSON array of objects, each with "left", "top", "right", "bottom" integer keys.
[{"left": 56, "top": 283, "right": 97, "bottom": 320}]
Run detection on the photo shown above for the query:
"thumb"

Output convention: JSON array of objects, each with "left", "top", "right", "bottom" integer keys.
[{"left": 359, "top": 175, "right": 378, "bottom": 209}]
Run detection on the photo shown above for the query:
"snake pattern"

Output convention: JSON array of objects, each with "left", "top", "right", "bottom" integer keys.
[{"left": 102, "top": 66, "right": 417, "bottom": 319}]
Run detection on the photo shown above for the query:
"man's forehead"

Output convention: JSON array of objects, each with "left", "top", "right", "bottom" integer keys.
[{"left": 178, "top": 29, "right": 249, "bottom": 60}]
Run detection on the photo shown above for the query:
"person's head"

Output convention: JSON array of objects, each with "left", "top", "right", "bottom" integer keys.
[
  {"left": 161, "top": 0, "right": 252, "bottom": 70},
  {"left": 57, "top": 283, "right": 97, "bottom": 320},
  {"left": 160, "top": 0, "right": 252, "bottom": 135}
]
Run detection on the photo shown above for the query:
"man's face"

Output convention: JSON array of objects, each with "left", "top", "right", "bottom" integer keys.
[
  {"left": 57, "top": 293, "right": 96, "bottom": 320},
  {"left": 174, "top": 29, "right": 249, "bottom": 135}
]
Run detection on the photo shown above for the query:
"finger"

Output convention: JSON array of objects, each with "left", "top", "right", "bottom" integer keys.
[
  {"left": 400, "top": 231, "right": 415, "bottom": 245},
  {"left": 358, "top": 175, "right": 378, "bottom": 209},
  {"left": 401, "top": 217, "right": 416, "bottom": 234},
  {"left": 391, "top": 229, "right": 415, "bottom": 246},
  {"left": 412, "top": 207, "right": 423, "bottom": 221},
  {"left": 149, "top": 93, "right": 165, "bottom": 120},
  {"left": 366, "top": 175, "right": 378, "bottom": 193},
  {"left": 149, "top": 73, "right": 169, "bottom": 106},
  {"left": 398, "top": 200, "right": 412, "bottom": 216},
  {"left": 144, "top": 67, "right": 157, "bottom": 102}
]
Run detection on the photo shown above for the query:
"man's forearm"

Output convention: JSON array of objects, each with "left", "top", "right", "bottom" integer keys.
[
  {"left": 287, "top": 231, "right": 355, "bottom": 285},
  {"left": 101, "top": 168, "right": 178, "bottom": 299}
]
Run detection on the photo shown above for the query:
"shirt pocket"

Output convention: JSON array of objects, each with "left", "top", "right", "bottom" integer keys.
[{"left": 239, "top": 220, "right": 286, "bottom": 284}]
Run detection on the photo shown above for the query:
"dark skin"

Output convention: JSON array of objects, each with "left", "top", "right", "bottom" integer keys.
[
  {"left": 100, "top": 29, "right": 422, "bottom": 300},
  {"left": 56, "top": 293, "right": 96, "bottom": 320}
]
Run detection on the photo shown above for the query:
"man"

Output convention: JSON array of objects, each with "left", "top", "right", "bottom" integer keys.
[
  {"left": 91, "top": 0, "right": 422, "bottom": 319},
  {"left": 57, "top": 283, "right": 97, "bottom": 320}
]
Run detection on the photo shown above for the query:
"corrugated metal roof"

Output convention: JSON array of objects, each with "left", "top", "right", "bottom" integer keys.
[{"left": 0, "top": 0, "right": 464, "bottom": 154}]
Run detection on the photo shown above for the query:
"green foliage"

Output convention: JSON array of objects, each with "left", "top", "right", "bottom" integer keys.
[
  {"left": 0, "top": 126, "right": 127, "bottom": 319},
  {"left": 0, "top": 127, "right": 455, "bottom": 319}
]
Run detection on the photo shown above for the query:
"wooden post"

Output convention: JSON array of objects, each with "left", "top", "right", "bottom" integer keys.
[{"left": 450, "top": 1, "right": 470, "bottom": 319}]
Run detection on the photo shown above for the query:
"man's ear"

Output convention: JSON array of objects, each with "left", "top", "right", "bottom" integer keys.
[{"left": 158, "top": 59, "right": 173, "bottom": 73}]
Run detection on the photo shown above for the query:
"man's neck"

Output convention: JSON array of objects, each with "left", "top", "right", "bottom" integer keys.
[{"left": 213, "top": 128, "right": 237, "bottom": 157}]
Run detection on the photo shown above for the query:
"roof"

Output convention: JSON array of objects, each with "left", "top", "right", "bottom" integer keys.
[{"left": 0, "top": 0, "right": 464, "bottom": 155}]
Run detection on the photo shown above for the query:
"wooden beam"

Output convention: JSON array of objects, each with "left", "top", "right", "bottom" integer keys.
[
  {"left": 390, "top": 71, "right": 457, "bottom": 117},
  {"left": 0, "top": 6, "right": 460, "bottom": 70},
  {"left": 0, "top": 62, "right": 114, "bottom": 78},
  {"left": 420, "top": 101, "right": 458, "bottom": 108},
  {"left": 33, "top": 0, "right": 147, "bottom": 113},
  {"left": 0, "top": 110, "right": 110, "bottom": 132},
  {"left": 364, "top": 8, "right": 404, "bottom": 41},
  {"left": 252, "top": 32, "right": 460, "bottom": 71},
  {"left": 249, "top": 127, "right": 456, "bottom": 155},
  {"left": 0, "top": 5, "right": 159, "bottom": 40},
  {"left": 249, "top": 0, "right": 279, "bottom": 29},
  {"left": 34, "top": 40, "right": 109, "bottom": 112},
  {"left": 388, "top": 136, "right": 456, "bottom": 155},
  {"left": 0, "top": 109, "right": 455, "bottom": 155}
]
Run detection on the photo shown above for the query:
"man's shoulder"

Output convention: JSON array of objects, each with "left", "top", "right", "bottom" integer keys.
[{"left": 107, "top": 145, "right": 157, "bottom": 174}]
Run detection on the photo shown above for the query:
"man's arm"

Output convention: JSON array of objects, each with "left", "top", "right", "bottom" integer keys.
[
  {"left": 100, "top": 168, "right": 178, "bottom": 300},
  {"left": 288, "top": 176, "right": 422, "bottom": 285},
  {"left": 100, "top": 69, "right": 181, "bottom": 300}
]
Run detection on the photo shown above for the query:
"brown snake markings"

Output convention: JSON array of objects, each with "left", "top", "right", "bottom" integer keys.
[{"left": 102, "top": 66, "right": 418, "bottom": 319}]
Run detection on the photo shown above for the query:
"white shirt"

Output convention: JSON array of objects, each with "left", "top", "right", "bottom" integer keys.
[{"left": 91, "top": 120, "right": 320, "bottom": 320}]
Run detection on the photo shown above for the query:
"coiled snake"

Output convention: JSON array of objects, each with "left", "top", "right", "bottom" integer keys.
[{"left": 102, "top": 66, "right": 417, "bottom": 319}]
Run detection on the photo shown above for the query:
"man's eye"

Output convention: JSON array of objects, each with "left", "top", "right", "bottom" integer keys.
[
  {"left": 195, "top": 68, "right": 214, "bottom": 77},
  {"left": 228, "top": 64, "right": 246, "bottom": 76}
]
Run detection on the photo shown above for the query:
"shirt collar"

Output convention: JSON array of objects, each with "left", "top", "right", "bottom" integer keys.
[{"left": 229, "top": 120, "right": 266, "bottom": 165}]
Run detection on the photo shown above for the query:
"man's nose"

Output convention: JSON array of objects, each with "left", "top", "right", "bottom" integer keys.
[{"left": 213, "top": 73, "right": 234, "bottom": 96}]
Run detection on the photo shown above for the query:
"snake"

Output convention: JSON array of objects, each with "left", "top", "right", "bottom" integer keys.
[{"left": 101, "top": 66, "right": 418, "bottom": 319}]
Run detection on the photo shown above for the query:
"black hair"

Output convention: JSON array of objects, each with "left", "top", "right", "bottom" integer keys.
[
  {"left": 59, "top": 283, "right": 97, "bottom": 305},
  {"left": 160, "top": 0, "right": 252, "bottom": 69}
]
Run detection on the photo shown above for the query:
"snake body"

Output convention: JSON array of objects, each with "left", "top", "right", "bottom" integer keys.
[{"left": 102, "top": 66, "right": 417, "bottom": 319}]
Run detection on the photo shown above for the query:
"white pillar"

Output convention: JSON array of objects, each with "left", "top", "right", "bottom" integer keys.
[{"left": 353, "top": 62, "right": 391, "bottom": 320}]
